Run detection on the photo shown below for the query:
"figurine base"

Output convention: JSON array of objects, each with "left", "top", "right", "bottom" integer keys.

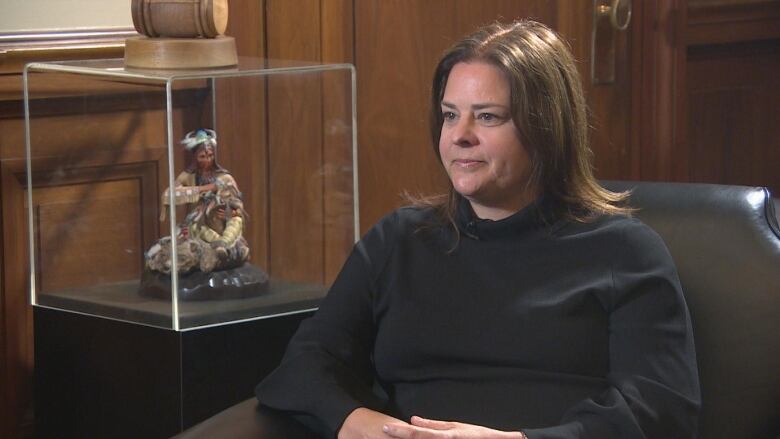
[
  {"left": 124, "top": 35, "right": 238, "bottom": 69},
  {"left": 138, "top": 263, "right": 269, "bottom": 301}
]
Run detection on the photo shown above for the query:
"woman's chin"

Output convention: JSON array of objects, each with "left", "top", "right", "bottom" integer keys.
[
  {"left": 452, "top": 186, "right": 481, "bottom": 199},
  {"left": 450, "top": 177, "right": 484, "bottom": 196}
]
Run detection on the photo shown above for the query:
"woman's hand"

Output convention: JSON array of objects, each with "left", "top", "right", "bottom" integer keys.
[
  {"left": 338, "top": 407, "right": 408, "bottom": 439},
  {"left": 382, "top": 416, "right": 526, "bottom": 439}
]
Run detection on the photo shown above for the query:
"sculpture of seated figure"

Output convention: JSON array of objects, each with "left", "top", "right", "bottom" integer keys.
[{"left": 141, "top": 129, "right": 267, "bottom": 300}]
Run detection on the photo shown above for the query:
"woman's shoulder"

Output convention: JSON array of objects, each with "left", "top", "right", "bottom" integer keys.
[
  {"left": 601, "top": 214, "right": 664, "bottom": 243},
  {"left": 579, "top": 214, "right": 675, "bottom": 270},
  {"left": 560, "top": 213, "right": 668, "bottom": 253},
  {"left": 352, "top": 206, "right": 440, "bottom": 270},
  {"left": 368, "top": 205, "right": 441, "bottom": 237}
]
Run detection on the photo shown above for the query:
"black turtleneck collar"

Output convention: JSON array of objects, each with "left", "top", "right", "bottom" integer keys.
[{"left": 454, "top": 195, "right": 562, "bottom": 240}]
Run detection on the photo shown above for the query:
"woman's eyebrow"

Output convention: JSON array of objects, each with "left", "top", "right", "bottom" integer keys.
[
  {"left": 441, "top": 101, "right": 509, "bottom": 110},
  {"left": 471, "top": 103, "right": 508, "bottom": 110},
  {"left": 441, "top": 101, "right": 508, "bottom": 111}
]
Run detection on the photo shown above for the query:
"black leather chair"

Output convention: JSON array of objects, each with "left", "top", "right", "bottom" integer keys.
[
  {"left": 176, "top": 181, "right": 780, "bottom": 439},
  {"left": 603, "top": 182, "right": 780, "bottom": 439}
]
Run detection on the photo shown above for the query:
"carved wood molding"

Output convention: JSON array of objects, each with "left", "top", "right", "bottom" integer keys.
[
  {"left": 0, "top": 29, "right": 134, "bottom": 111},
  {"left": 0, "top": 29, "right": 134, "bottom": 74},
  {"left": 687, "top": 1, "right": 780, "bottom": 45},
  {"left": 2, "top": 149, "right": 166, "bottom": 310}
]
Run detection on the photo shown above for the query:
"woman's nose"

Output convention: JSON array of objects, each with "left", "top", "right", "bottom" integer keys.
[{"left": 452, "top": 117, "right": 477, "bottom": 147}]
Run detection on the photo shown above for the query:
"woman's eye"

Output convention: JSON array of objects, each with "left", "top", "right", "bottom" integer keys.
[
  {"left": 477, "top": 112, "right": 506, "bottom": 126},
  {"left": 478, "top": 113, "right": 498, "bottom": 121},
  {"left": 442, "top": 111, "right": 457, "bottom": 121}
]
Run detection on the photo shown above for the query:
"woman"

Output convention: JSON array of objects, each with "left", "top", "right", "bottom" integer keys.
[{"left": 256, "top": 20, "right": 700, "bottom": 439}]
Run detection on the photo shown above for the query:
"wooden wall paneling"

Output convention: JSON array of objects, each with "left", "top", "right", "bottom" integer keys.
[
  {"left": 687, "top": 41, "right": 780, "bottom": 194},
  {"left": 0, "top": 117, "right": 28, "bottom": 439},
  {"left": 687, "top": 0, "right": 780, "bottom": 46},
  {"left": 629, "top": 0, "right": 780, "bottom": 188},
  {"left": 321, "top": 0, "right": 356, "bottom": 283},
  {"left": 222, "top": 0, "right": 269, "bottom": 270},
  {"left": 0, "top": 151, "right": 5, "bottom": 436},
  {"left": 634, "top": 0, "right": 688, "bottom": 182},
  {"left": 668, "top": 0, "right": 690, "bottom": 184},
  {"left": 1, "top": 159, "right": 34, "bottom": 438},
  {"left": 628, "top": 1, "right": 647, "bottom": 182},
  {"left": 0, "top": 112, "right": 6, "bottom": 438},
  {"left": 219, "top": 0, "right": 269, "bottom": 274},
  {"left": 265, "top": 0, "right": 326, "bottom": 283},
  {"left": 354, "top": 0, "right": 452, "bottom": 229},
  {"left": 211, "top": 74, "right": 271, "bottom": 272},
  {"left": 556, "top": 1, "right": 637, "bottom": 181},
  {"left": 320, "top": 68, "right": 356, "bottom": 284},
  {"left": 27, "top": 158, "right": 161, "bottom": 293},
  {"left": 0, "top": 78, "right": 201, "bottom": 438},
  {"left": 1, "top": 111, "right": 168, "bottom": 439},
  {"left": 226, "top": 0, "right": 266, "bottom": 58},
  {"left": 682, "top": 0, "right": 780, "bottom": 194},
  {"left": 16, "top": 108, "right": 176, "bottom": 281},
  {"left": 0, "top": 26, "right": 223, "bottom": 439},
  {"left": 322, "top": 0, "right": 355, "bottom": 64},
  {"left": 354, "top": 0, "right": 558, "bottom": 230}
]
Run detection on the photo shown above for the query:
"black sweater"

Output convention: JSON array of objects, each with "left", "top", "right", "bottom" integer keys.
[{"left": 256, "top": 198, "right": 701, "bottom": 438}]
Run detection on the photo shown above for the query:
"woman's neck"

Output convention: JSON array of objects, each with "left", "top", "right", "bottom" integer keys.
[{"left": 466, "top": 189, "right": 539, "bottom": 221}]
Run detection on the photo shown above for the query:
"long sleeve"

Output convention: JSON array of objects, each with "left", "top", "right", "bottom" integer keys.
[
  {"left": 523, "top": 221, "right": 701, "bottom": 439},
  {"left": 255, "top": 213, "right": 398, "bottom": 437},
  {"left": 256, "top": 205, "right": 700, "bottom": 439}
]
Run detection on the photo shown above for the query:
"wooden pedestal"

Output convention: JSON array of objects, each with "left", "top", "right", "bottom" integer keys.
[{"left": 124, "top": 36, "right": 238, "bottom": 69}]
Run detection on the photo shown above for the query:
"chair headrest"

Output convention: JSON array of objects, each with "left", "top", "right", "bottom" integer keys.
[{"left": 602, "top": 180, "right": 780, "bottom": 438}]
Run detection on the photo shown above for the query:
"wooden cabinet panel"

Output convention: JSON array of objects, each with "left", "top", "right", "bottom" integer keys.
[
  {"left": 681, "top": 1, "right": 780, "bottom": 194},
  {"left": 687, "top": 41, "right": 780, "bottom": 194},
  {"left": 687, "top": 0, "right": 780, "bottom": 45},
  {"left": 36, "top": 179, "right": 144, "bottom": 290},
  {"left": 28, "top": 159, "right": 161, "bottom": 293}
]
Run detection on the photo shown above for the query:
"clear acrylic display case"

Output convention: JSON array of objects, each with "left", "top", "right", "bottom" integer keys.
[{"left": 24, "top": 58, "right": 357, "bottom": 331}]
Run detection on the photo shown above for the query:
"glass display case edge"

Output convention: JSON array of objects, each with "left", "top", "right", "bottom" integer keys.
[{"left": 24, "top": 57, "right": 358, "bottom": 331}]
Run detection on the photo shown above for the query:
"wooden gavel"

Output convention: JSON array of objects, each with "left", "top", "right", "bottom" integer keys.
[{"left": 131, "top": 0, "right": 228, "bottom": 38}]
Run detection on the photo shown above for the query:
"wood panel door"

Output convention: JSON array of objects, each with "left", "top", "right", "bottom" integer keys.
[
  {"left": 354, "top": 0, "right": 639, "bottom": 229},
  {"left": 683, "top": 1, "right": 780, "bottom": 195}
]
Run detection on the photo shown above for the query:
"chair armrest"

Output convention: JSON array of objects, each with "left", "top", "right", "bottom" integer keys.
[{"left": 174, "top": 398, "right": 319, "bottom": 439}]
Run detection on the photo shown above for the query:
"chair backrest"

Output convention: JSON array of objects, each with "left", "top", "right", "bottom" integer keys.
[{"left": 603, "top": 181, "right": 780, "bottom": 438}]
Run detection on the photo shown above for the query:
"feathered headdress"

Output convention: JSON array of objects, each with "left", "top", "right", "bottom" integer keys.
[{"left": 181, "top": 129, "right": 217, "bottom": 151}]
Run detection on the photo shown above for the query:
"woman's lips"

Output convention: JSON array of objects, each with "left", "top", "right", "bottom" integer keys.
[{"left": 453, "top": 159, "right": 484, "bottom": 168}]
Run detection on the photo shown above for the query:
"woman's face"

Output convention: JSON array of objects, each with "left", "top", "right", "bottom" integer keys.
[
  {"left": 438, "top": 61, "right": 536, "bottom": 220},
  {"left": 196, "top": 145, "right": 215, "bottom": 171}
]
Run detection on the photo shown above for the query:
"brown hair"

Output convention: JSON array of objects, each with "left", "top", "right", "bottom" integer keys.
[{"left": 416, "top": 19, "right": 630, "bottom": 228}]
